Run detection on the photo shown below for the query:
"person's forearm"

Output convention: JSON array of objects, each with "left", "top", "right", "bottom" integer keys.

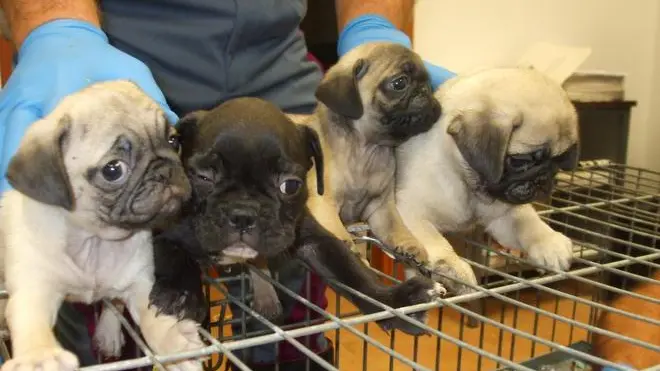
[
  {"left": 335, "top": 0, "right": 414, "bottom": 31},
  {"left": 0, "top": 0, "right": 100, "bottom": 48}
]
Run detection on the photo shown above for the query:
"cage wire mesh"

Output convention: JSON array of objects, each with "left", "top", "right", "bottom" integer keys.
[{"left": 1, "top": 159, "right": 659, "bottom": 371}]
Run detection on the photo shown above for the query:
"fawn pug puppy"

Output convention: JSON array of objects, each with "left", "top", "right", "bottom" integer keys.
[
  {"left": 148, "top": 97, "right": 447, "bottom": 336},
  {"left": 300, "top": 42, "right": 442, "bottom": 270},
  {"left": 0, "top": 81, "right": 204, "bottom": 371},
  {"left": 395, "top": 67, "right": 580, "bottom": 294}
]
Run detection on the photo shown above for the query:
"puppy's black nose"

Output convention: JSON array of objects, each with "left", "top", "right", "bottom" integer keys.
[{"left": 228, "top": 208, "right": 257, "bottom": 230}]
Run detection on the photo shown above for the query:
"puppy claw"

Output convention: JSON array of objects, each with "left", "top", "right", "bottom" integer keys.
[
  {"left": 427, "top": 282, "right": 448, "bottom": 298},
  {"left": 2, "top": 347, "right": 78, "bottom": 371},
  {"left": 394, "top": 243, "right": 429, "bottom": 263},
  {"left": 430, "top": 258, "right": 479, "bottom": 296},
  {"left": 376, "top": 277, "right": 445, "bottom": 336}
]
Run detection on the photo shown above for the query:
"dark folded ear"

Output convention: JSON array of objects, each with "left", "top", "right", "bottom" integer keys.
[
  {"left": 175, "top": 110, "right": 208, "bottom": 158},
  {"left": 298, "top": 125, "right": 324, "bottom": 195},
  {"left": 447, "top": 110, "right": 515, "bottom": 184},
  {"left": 6, "top": 115, "right": 74, "bottom": 210},
  {"left": 555, "top": 143, "right": 580, "bottom": 170},
  {"left": 315, "top": 58, "right": 369, "bottom": 120}
]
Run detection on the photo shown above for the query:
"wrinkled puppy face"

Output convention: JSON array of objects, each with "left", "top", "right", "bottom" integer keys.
[
  {"left": 176, "top": 97, "right": 324, "bottom": 261},
  {"left": 6, "top": 80, "right": 191, "bottom": 239},
  {"left": 441, "top": 67, "right": 580, "bottom": 204},
  {"left": 315, "top": 42, "right": 441, "bottom": 145}
]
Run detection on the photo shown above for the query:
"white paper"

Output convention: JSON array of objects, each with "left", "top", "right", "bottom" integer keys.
[{"left": 517, "top": 42, "right": 592, "bottom": 84}]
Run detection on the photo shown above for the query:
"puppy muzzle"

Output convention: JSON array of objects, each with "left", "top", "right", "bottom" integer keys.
[
  {"left": 120, "top": 164, "right": 191, "bottom": 228},
  {"left": 212, "top": 204, "right": 263, "bottom": 260},
  {"left": 486, "top": 152, "right": 558, "bottom": 205},
  {"left": 383, "top": 100, "right": 441, "bottom": 142}
]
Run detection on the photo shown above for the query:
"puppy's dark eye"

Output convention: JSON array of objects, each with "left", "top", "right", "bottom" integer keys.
[
  {"left": 167, "top": 134, "right": 181, "bottom": 151},
  {"left": 279, "top": 177, "right": 303, "bottom": 195},
  {"left": 101, "top": 160, "right": 129, "bottom": 182},
  {"left": 389, "top": 76, "right": 409, "bottom": 91},
  {"left": 194, "top": 168, "right": 215, "bottom": 183}
]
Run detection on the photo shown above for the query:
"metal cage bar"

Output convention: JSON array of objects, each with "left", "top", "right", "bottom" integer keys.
[{"left": 0, "top": 159, "right": 658, "bottom": 371}]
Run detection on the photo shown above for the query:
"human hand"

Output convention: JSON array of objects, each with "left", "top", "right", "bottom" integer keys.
[
  {"left": 0, "top": 19, "right": 177, "bottom": 194},
  {"left": 337, "top": 14, "right": 456, "bottom": 90}
]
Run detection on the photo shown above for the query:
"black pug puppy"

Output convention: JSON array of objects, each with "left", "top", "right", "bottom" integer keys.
[{"left": 148, "top": 97, "right": 446, "bottom": 336}]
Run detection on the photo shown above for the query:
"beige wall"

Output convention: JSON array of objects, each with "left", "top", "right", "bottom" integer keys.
[{"left": 413, "top": 0, "right": 660, "bottom": 171}]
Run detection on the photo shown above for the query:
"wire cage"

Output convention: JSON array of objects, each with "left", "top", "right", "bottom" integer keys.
[{"left": 1, "top": 159, "right": 659, "bottom": 371}]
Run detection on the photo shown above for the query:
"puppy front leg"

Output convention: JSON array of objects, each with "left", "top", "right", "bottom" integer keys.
[
  {"left": 297, "top": 212, "right": 446, "bottom": 336},
  {"left": 150, "top": 230, "right": 209, "bottom": 325},
  {"left": 366, "top": 193, "right": 429, "bottom": 263},
  {"left": 3, "top": 287, "right": 77, "bottom": 371},
  {"left": 485, "top": 204, "right": 573, "bottom": 271},
  {"left": 248, "top": 258, "right": 283, "bottom": 321},
  {"left": 396, "top": 204, "right": 479, "bottom": 296},
  {"left": 94, "top": 299, "right": 127, "bottom": 359},
  {"left": 126, "top": 276, "right": 205, "bottom": 371},
  {"left": 306, "top": 191, "right": 362, "bottom": 261}
]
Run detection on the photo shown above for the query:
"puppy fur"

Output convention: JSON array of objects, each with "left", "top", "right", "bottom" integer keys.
[
  {"left": 148, "top": 97, "right": 446, "bottom": 336},
  {"left": 0, "top": 81, "right": 204, "bottom": 371},
  {"left": 395, "top": 67, "right": 580, "bottom": 294},
  {"left": 300, "top": 42, "right": 442, "bottom": 270}
]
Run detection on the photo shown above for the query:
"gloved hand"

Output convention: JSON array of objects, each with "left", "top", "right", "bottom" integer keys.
[
  {"left": 0, "top": 19, "right": 177, "bottom": 194},
  {"left": 337, "top": 14, "right": 456, "bottom": 90},
  {"left": 602, "top": 365, "right": 635, "bottom": 371}
]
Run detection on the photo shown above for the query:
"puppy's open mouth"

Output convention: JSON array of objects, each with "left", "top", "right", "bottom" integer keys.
[{"left": 221, "top": 242, "right": 259, "bottom": 260}]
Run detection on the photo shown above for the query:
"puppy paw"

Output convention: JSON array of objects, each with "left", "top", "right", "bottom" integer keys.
[
  {"left": 149, "top": 283, "right": 208, "bottom": 324},
  {"left": 2, "top": 347, "right": 78, "bottom": 371},
  {"left": 251, "top": 295, "right": 283, "bottom": 322},
  {"left": 160, "top": 320, "right": 206, "bottom": 371},
  {"left": 157, "top": 360, "right": 205, "bottom": 371},
  {"left": 395, "top": 242, "right": 429, "bottom": 263},
  {"left": 525, "top": 231, "right": 573, "bottom": 272},
  {"left": 94, "top": 309, "right": 126, "bottom": 359},
  {"left": 378, "top": 278, "right": 446, "bottom": 335},
  {"left": 144, "top": 317, "right": 206, "bottom": 371},
  {"left": 430, "top": 257, "right": 479, "bottom": 296}
]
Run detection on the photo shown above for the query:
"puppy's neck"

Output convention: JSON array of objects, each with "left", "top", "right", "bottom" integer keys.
[
  {"left": 315, "top": 104, "right": 372, "bottom": 151},
  {"left": 67, "top": 213, "right": 139, "bottom": 241}
]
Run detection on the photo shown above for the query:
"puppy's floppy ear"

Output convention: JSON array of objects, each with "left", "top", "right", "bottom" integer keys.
[
  {"left": 298, "top": 125, "right": 324, "bottom": 195},
  {"left": 447, "top": 110, "right": 515, "bottom": 184},
  {"left": 175, "top": 110, "right": 208, "bottom": 158},
  {"left": 6, "top": 114, "right": 74, "bottom": 210},
  {"left": 315, "top": 58, "right": 369, "bottom": 120},
  {"left": 555, "top": 143, "right": 580, "bottom": 170},
  {"left": 175, "top": 110, "right": 208, "bottom": 143}
]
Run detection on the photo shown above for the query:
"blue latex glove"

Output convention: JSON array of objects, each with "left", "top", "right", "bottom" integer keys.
[
  {"left": 602, "top": 365, "right": 635, "bottom": 371},
  {"left": 337, "top": 14, "right": 456, "bottom": 91},
  {"left": 0, "top": 19, "right": 178, "bottom": 194}
]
